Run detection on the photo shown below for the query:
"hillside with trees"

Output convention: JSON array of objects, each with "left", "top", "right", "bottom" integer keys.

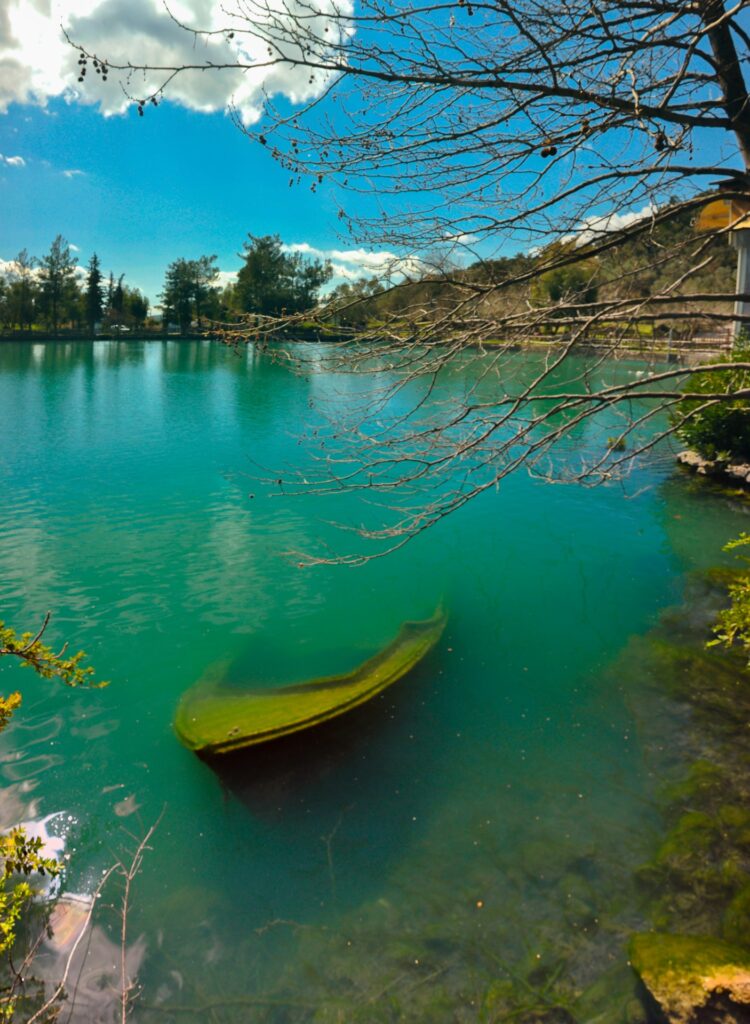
[{"left": 321, "top": 208, "right": 737, "bottom": 339}]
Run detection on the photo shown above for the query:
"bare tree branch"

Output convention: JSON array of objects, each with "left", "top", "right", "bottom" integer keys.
[{"left": 66, "top": 0, "right": 750, "bottom": 557}]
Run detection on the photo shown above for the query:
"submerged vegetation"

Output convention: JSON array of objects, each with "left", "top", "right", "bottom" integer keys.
[{"left": 621, "top": 568, "right": 750, "bottom": 1021}]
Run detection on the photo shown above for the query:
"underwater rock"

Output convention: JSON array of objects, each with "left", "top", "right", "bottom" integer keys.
[
  {"left": 46, "top": 894, "right": 93, "bottom": 952},
  {"left": 630, "top": 932, "right": 750, "bottom": 1024},
  {"left": 677, "top": 450, "right": 714, "bottom": 473},
  {"left": 726, "top": 464, "right": 750, "bottom": 484},
  {"left": 174, "top": 607, "right": 447, "bottom": 755},
  {"left": 676, "top": 451, "right": 750, "bottom": 486}
]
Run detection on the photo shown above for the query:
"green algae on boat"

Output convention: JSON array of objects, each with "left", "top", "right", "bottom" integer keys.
[{"left": 174, "top": 607, "right": 447, "bottom": 755}]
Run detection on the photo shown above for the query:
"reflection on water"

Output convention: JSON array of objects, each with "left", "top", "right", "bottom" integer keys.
[{"left": 0, "top": 340, "right": 747, "bottom": 1021}]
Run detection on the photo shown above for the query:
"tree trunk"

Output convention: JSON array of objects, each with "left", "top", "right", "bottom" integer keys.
[{"left": 700, "top": 0, "right": 750, "bottom": 171}]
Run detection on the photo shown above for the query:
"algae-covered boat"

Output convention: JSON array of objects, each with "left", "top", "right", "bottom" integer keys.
[{"left": 174, "top": 607, "right": 446, "bottom": 755}]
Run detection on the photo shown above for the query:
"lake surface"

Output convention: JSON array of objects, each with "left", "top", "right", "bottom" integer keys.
[{"left": 0, "top": 340, "right": 747, "bottom": 1022}]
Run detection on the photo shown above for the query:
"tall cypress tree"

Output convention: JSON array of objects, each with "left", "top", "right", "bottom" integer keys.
[
  {"left": 112, "top": 274, "right": 125, "bottom": 317},
  {"left": 85, "top": 253, "right": 104, "bottom": 336}
]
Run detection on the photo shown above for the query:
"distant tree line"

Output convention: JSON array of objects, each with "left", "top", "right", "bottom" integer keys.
[
  {"left": 0, "top": 236, "right": 150, "bottom": 336},
  {"left": 3, "top": 216, "right": 733, "bottom": 341},
  {"left": 1, "top": 234, "right": 333, "bottom": 338}
]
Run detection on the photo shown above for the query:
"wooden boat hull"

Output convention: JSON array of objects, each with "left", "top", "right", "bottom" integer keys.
[{"left": 174, "top": 607, "right": 446, "bottom": 755}]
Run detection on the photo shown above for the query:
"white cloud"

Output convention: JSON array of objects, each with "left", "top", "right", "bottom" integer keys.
[
  {"left": 0, "top": 258, "right": 25, "bottom": 276},
  {"left": 0, "top": 256, "right": 40, "bottom": 281},
  {"left": 442, "top": 231, "right": 479, "bottom": 246},
  {"left": 1, "top": 250, "right": 85, "bottom": 280},
  {"left": 0, "top": 0, "right": 352, "bottom": 123},
  {"left": 565, "top": 204, "right": 657, "bottom": 248},
  {"left": 284, "top": 243, "right": 426, "bottom": 287},
  {"left": 62, "top": 168, "right": 84, "bottom": 178},
  {"left": 216, "top": 269, "right": 237, "bottom": 288},
  {"left": 0, "top": 153, "right": 25, "bottom": 165}
]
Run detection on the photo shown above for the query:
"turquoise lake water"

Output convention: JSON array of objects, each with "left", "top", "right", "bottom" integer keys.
[{"left": 1, "top": 340, "right": 748, "bottom": 1022}]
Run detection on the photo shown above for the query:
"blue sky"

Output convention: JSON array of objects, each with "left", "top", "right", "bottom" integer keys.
[
  {"left": 2, "top": 0, "right": 738, "bottom": 306},
  {"left": 0, "top": 0, "right": 424, "bottom": 303},
  {"left": 0, "top": 98, "right": 354, "bottom": 300}
]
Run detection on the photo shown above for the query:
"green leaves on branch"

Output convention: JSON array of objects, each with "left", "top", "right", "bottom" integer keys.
[
  {"left": 708, "top": 534, "right": 750, "bottom": 664},
  {"left": 0, "top": 616, "right": 103, "bottom": 1020},
  {"left": 0, "top": 613, "right": 106, "bottom": 735},
  {"left": 0, "top": 827, "right": 60, "bottom": 971},
  {"left": 0, "top": 615, "right": 105, "bottom": 690},
  {"left": 0, "top": 828, "right": 59, "bottom": 888},
  {"left": 0, "top": 825, "right": 60, "bottom": 1022},
  {"left": 0, "top": 694, "right": 21, "bottom": 735}
]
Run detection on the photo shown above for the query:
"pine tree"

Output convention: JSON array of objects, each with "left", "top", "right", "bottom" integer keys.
[
  {"left": 5, "top": 250, "right": 37, "bottom": 332},
  {"left": 85, "top": 253, "right": 104, "bottom": 335},
  {"left": 160, "top": 259, "right": 194, "bottom": 336},
  {"left": 38, "top": 236, "right": 78, "bottom": 335},
  {"left": 112, "top": 274, "right": 125, "bottom": 317},
  {"left": 236, "top": 235, "right": 331, "bottom": 316}
]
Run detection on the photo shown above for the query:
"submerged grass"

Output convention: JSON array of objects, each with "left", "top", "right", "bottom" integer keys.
[{"left": 629, "top": 577, "right": 750, "bottom": 945}]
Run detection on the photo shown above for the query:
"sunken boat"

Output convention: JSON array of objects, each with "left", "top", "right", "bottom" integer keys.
[{"left": 174, "top": 607, "right": 447, "bottom": 756}]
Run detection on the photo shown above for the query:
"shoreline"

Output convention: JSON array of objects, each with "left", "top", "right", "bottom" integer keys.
[{"left": 0, "top": 332, "right": 730, "bottom": 363}]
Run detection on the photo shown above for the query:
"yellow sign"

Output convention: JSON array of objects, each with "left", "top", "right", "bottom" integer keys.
[{"left": 695, "top": 196, "right": 750, "bottom": 232}]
